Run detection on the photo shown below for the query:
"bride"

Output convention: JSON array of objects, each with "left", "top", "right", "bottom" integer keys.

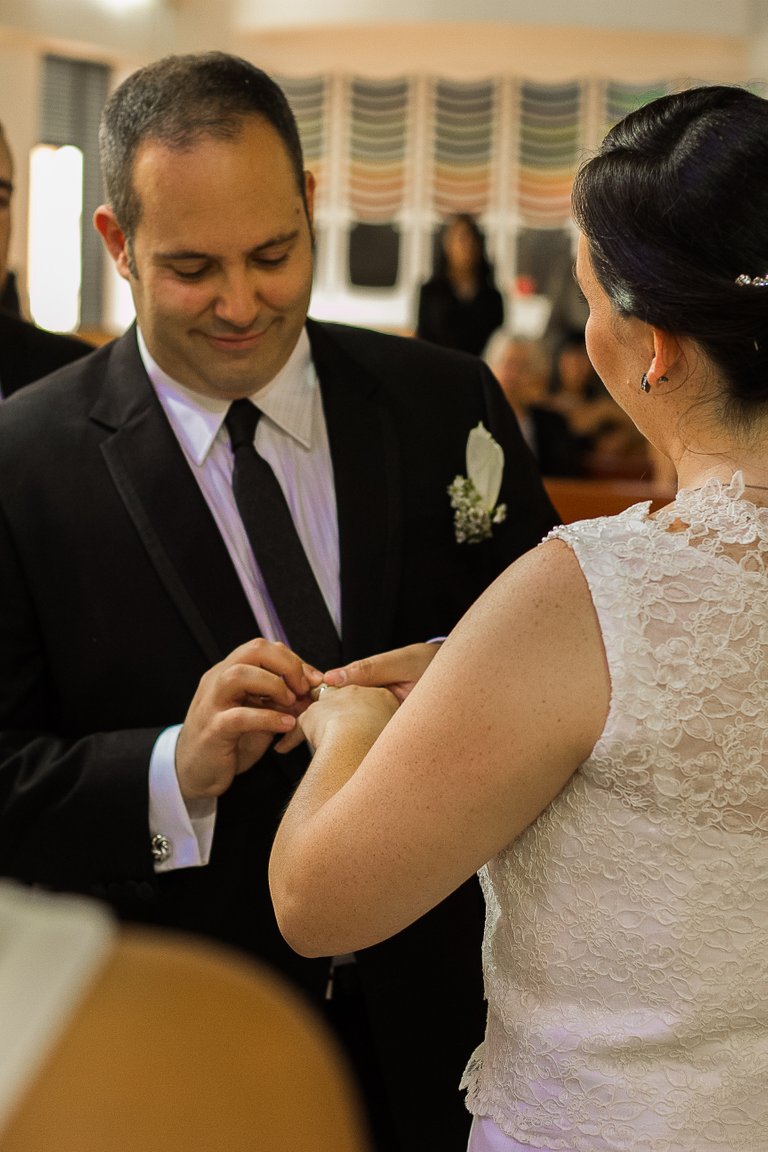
[{"left": 270, "top": 83, "right": 768, "bottom": 1151}]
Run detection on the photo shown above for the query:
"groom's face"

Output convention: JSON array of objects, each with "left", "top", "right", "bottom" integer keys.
[{"left": 107, "top": 115, "right": 315, "bottom": 400}]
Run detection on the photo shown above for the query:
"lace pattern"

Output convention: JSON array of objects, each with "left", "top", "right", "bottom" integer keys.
[{"left": 461, "top": 475, "right": 768, "bottom": 1151}]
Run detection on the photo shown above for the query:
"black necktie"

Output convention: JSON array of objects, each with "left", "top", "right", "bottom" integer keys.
[{"left": 224, "top": 399, "right": 341, "bottom": 671}]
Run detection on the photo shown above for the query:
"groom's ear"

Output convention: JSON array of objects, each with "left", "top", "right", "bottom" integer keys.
[{"left": 93, "top": 205, "right": 133, "bottom": 281}]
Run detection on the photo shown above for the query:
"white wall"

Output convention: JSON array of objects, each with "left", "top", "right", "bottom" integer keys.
[
  {"left": 235, "top": 25, "right": 749, "bottom": 82},
  {"left": 235, "top": 0, "right": 754, "bottom": 36},
  {"left": 0, "top": 0, "right": 175, "bottom": 61}
]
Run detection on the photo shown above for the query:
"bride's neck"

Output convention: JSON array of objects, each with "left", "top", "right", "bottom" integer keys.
[
  {"left": 671, "top": 421, "right": 768, "bottom": 493},
  {"left": 676, "top": 455, "right": 768, "bottom": 493}
]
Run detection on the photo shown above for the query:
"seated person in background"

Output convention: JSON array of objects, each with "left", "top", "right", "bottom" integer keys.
[
  {"left": 0, "top": 122, "right": 92, "bottom": 396},
  {"left": 0, "top": 880, "right": 369, "bottom": 1152},
  {"left": 271, "top": 83, "right": 768, "bottom": 1151},
  {"left": 483, "top": 329, "right": 582, "bottom": 476},
  {"left": 548, "top": 328, "right": 647, "bottom": 473},
  {"left": 416, "top": 213, "right": 504, "bottom": 356}
]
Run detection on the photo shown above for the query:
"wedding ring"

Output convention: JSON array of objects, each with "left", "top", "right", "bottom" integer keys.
[{"left": 318, "top": 683, "right": 337, "bottom": 696}]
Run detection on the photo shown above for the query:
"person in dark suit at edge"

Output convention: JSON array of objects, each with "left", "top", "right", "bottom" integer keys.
[
  {"left": 0, "top": 53, "right": 558, "bottom": 1152},
  {"left": 0, "top": 122, "right": 18, "bottom": 314},
  {"left": 0, "top": 122, "right": 92, "bottom": 396}
]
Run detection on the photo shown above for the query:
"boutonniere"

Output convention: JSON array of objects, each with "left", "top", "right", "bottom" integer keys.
[{"left": 448, "top": 422, "right": 508, "bottom": 544}]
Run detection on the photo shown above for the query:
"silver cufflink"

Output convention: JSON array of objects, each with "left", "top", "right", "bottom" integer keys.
[{"left": 151, "top": 833, "right": 173, "bottom": 863}]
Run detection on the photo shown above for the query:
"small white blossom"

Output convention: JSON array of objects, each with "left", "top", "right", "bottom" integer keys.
[{"left": 449, "top": 423, "right": 507, "bottom": 544}]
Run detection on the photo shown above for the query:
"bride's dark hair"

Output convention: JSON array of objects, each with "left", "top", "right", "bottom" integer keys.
[{"left": 572, "top": 85, "right": 768, "bottom": 418}]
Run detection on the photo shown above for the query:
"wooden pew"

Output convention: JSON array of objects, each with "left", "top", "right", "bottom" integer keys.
[{"left": 544, "top": 476, "right": 673, "bottom": 525}]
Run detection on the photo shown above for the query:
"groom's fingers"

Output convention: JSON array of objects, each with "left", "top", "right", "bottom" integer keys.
[{"left": 323, "top": 642, "right": 441, "bottom": 695}]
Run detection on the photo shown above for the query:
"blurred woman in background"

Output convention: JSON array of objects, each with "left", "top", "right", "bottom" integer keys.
[{"left": 416, "top": 213, "right": 504, "bottom": 356}]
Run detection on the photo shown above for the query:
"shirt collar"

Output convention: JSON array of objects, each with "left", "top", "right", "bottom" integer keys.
[{"left": 137, "top": 327, "right": 316, "bottom": 466}]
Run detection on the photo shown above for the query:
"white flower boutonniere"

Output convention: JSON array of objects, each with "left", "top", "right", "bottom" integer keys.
[{"left": 448, "top": 422, "right": 508, "bottom": 544}]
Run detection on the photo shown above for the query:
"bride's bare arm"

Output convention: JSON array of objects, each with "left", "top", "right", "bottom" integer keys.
[{"left": 269, "top": 539, "right": 610, "bottom": 957}]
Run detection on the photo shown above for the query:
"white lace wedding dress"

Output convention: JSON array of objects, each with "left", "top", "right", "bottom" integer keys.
[{"left": 462, "top": 475, "right": 768, "bottom": 1152}]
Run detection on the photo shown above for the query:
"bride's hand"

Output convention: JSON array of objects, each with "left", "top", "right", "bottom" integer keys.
[{"left": 298, "top": 684, "right": 399, "bottom": 754}]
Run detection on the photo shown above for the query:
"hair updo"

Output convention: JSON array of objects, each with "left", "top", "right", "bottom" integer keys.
[{"left": 571, "top": 84, "right": 768, "bottom": 419}]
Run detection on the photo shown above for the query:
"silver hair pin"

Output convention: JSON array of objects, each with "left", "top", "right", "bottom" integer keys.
[{"left": 736, "top": 273, "right": 768, "bottom": 287}]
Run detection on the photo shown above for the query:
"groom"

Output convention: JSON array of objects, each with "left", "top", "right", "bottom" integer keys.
[{"left": 0, "top": 53, "right": 557, "bottom": 1152}]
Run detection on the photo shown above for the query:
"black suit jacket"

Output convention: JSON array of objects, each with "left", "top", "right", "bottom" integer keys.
[
  {"left": 0, "top": 308, "right": 92, "bottom": 397},
  {"left": 0, "top": 319, "right": 558, "bottom": 1149}
]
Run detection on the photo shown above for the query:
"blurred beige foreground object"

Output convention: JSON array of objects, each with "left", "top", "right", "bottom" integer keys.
[{"left": 0, "top": 884, "right": 369, "bottom": 1152}]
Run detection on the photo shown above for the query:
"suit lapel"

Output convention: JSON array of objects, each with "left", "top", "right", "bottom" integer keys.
[
  {"left": 89, "top": 329, "right": 260, "bottom": 665},
  {"left": 307, "top": 320, "right": 402, "bottom": 662},
  {"left": 89, "top": 323, "right": 404, "bottom": 669}
]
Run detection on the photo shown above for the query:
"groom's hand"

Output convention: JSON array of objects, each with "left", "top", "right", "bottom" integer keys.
[
  {"left": 175, "top": 638, "right": 322, "bottom": 800},
  {"left": 322, "top": 641, "right": 441, "bottom": 703}
]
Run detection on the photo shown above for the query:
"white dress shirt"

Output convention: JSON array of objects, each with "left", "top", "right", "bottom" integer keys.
[{"left": 140, "top": 327, "right": 340, "bottom": 871}]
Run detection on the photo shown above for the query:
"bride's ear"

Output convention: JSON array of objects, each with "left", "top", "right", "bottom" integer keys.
[{"left": 647, "top": 327, "right": 683, "bottom": 386}]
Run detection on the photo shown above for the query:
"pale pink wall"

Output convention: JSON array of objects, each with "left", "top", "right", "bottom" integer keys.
[{"left": 236, "top": 24, "right": 749, "bottom": 83}]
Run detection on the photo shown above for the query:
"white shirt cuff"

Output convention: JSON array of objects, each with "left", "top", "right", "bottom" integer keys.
[{"left": 148, "top": 725, "right": 216, "bottom": 872}]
